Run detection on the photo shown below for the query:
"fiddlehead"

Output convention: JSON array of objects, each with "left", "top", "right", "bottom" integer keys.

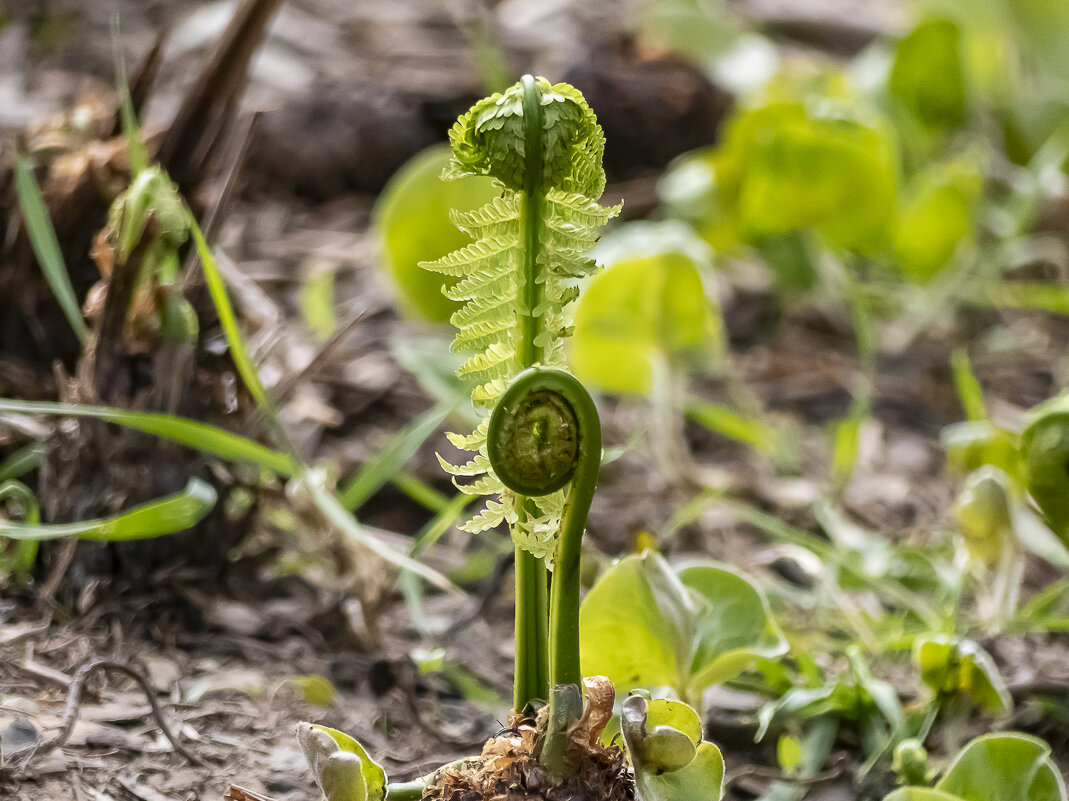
[{"left": 488, "top": 366, "right": 602, "bottom": 776}]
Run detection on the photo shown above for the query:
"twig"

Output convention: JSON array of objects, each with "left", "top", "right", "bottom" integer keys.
[
  {"left": 725, "top": 752, "right": 850, "bottom": 790},
  {"left": 32, "top": 658, "right": 207, "bottom": 768}
]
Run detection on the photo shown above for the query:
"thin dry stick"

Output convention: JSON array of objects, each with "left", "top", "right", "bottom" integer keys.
[
  {"left": 33, "top": 658, "right": 207, "bottom": 768},
  {"left": 724, "top": 753, "right": 850, "bottom": 791}
]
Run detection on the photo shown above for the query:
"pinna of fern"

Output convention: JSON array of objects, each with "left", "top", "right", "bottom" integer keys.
[{"left": 422, "top": 76, "right": 618, "bottom": 561}]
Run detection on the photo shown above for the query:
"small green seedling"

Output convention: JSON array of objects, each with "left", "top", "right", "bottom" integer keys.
[
  {"left": 0, "top": 480, "right": 40, "bottom": 581},
  {"left": 892, "top": 739, "right": 933, "bottom": 787},
  {"left": 95, "top": 166, "right": 198, "bottom": 346},
  {"left": 372, "top": 144, "right": 499, "bottom": 322},
  {"left": 913, "top": 634, "right": 1010, "bottom": 716},
  {"left": 912, "top": 634, "right": 1010, "bottom": 753},
  {"left": 757, "top": 646, "right": 904, "bottom": 762},
  {"left": 952, "top": 467, "right": 1023, "bottom": 629},
  {"left": 571, "top": 221, "right": 723, "bottom": 396},
  {"left": 570, "top": 219, "right": 792, "bottom": 480},
  {"left": 621, "top": 692, "right": 725, "bottom": 801},
  {"left": 884, "top": 732, "right": 1067, "bottom": 801},
  {"left": 941, "top": 421, "right": 1022, "bottom": 485},
  {"left": 579, "top": 549, "right": 786, "bottom": 709},
  {"left": 943, "top": 376, "right": 1069, "bottom": 629},
  {"left": 660, "top": 74, "right": 898, "bottom": 255},
  {"left": 296, "top": 723, "right": 387, "bottom": 801}
]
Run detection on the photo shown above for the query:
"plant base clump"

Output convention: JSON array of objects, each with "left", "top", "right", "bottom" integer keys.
[{"left": 423, "top": 714, "right": 635, "bottom": 801}]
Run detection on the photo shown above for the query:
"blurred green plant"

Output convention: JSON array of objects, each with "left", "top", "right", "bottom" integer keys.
[
  {"left": 373, "top": 144, "right": 500, "bottom": 322},
  {"left": 757, "top": 647, "right": 905, "bottom": 762},
  {"left": 579, "top": 550, "right": 786, "bottom": 709},
  {"left": 884, "top": 732, "right": 1067, "bottom": 801},
  {"left": 661, "top": 74, "right": 898, "bottom": 256}
]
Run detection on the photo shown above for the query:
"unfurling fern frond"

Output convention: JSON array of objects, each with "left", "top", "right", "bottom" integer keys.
[{"left": 422, "top": 76, "right": 618, "bottom": 560}]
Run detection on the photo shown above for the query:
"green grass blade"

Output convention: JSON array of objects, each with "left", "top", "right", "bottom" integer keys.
[
  {"left": 950, "top": 347, "right": 986, "bottom": 422},
  {"left": 685, "top": 399, "right": 779, "bottom": 456},
  {"left": 188, "top": 216, "right": 277, "bottom": 422},
  {"left": 985, "top": 282, "right": 1069, "bottom": 315},
  {"left": 301, "top": 469, "right": 461, "bottom": 595},
  {"left": 0, "top": 399, "right": 297, "bottom": 476},
  {"left": 188, "top": 204, "right": 459, "bottom": 592},
  {"left": 392, "top": 471, "right": 450, "bottom": 512},
  {"left": 0, "top": 478, "right": 216, "bottom": 542},
  {"left": 112, "top": 21, "right": 149, "bottom": 177},
  {"left": 340, "top": 403, "right": 451, "bottom": 511},
  {"left": 14, "top": 154, "right": 87, "bottom": 343},
  {"left": 410, "top": 491, "right": 473, "bottom": 557}
]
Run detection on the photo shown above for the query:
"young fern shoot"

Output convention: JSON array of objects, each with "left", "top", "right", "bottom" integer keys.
[
  {"left": 423, "top": 76, "right": 617, "bottom": 714},
  {"left": 423, "top": 75, "right": 618, "bottom": 556}
]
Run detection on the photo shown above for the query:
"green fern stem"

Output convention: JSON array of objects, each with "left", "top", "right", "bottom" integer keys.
[
  {"left": 514, "top": 536, "right": 549, "bottom": 711},
  {"left": 513, "top": 74, "right": 551, "bottom": 713},
  {"left": 488, "top": 367, "right": 602, "bottom": 776},
  {"left": 520, "top": 73, "right": 547, "bottom": 367}
]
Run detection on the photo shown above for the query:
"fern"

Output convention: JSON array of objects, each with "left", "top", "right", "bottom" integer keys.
[{"left": 422, "top": 77, "right": 618, "bottom": 560}]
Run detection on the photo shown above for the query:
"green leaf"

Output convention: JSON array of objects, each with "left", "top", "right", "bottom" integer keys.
[
  {"left": 579, "top": 553, "right": 689, "bottom": 694},
  {"left": 0, "top": 398, "right": 297, "bottom": 476},
  {"left": 579, "top": 551, "right": 784, "bottom": 701},
  {"left": 570, "top": 248, "right": 720, "bottom": 395},
  {"left": 757, "top": 685, "right": 853, "bottom": 742},
  {"left": 986, "top": 282, "right": 1069, "bottom": 316},
  {"left": 1021, "top": 396, "right": 1069, "bottom": 541},
  {"left": 14, "top": 154, "right": 87, "bottom": 343},
  {"left": 684, "top": 399, "right": 784, "bottom": 459},
  {"left": 678, "top": 564, "right": 787, "bottom": 696},
  {"left": 884, "top": 790, "right": 964, "bottom": 801},
  {"left": 0, "top": 480, "right": 40, "bottom": 577},
  {"left": 1011, "top": 504, "right": 1069, "bottom": 569},
  {"left": 889, "top": 19, "right": 967, "bottom": 131},
  {"left": 935, "top": 733, "right": 1067, "bottom": 801},
  {"left": 0, "top": 478, "right": 215, "bottom": 541},
  {"left": 283, "top": 674, "right": 336, "bottom": 708},
  {"left": 777, "top": 735, "right": 803, "bottom": 774},
  {"left": 832, "top": 414, "right": 863, "bottom": 486},
  {"left": 189, "top": 214, "right": 277, "bottom": 422},
  {"left": 297, "top": 722, "right": 387, "bottom": 801},
  {"left": 757, "top": 653, "right": 903, "bottom": 747},
  {"left": 621, "top": 694, "right": 725, "bottom": 801},
  {"left": 717, "top": 91, "right": 899, "bottom": 253},
  {"left": 894, "top": 160, "right": 981, "bottom": 281},
  {"left": 0, "top": 444, "right": 44, "bottom": 484},
  {"left": 374, "top": 144, "right": 499, "bottom": 322},
  {"left": 953, "top": 468, "right": 1015, "bottom": 566}
]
